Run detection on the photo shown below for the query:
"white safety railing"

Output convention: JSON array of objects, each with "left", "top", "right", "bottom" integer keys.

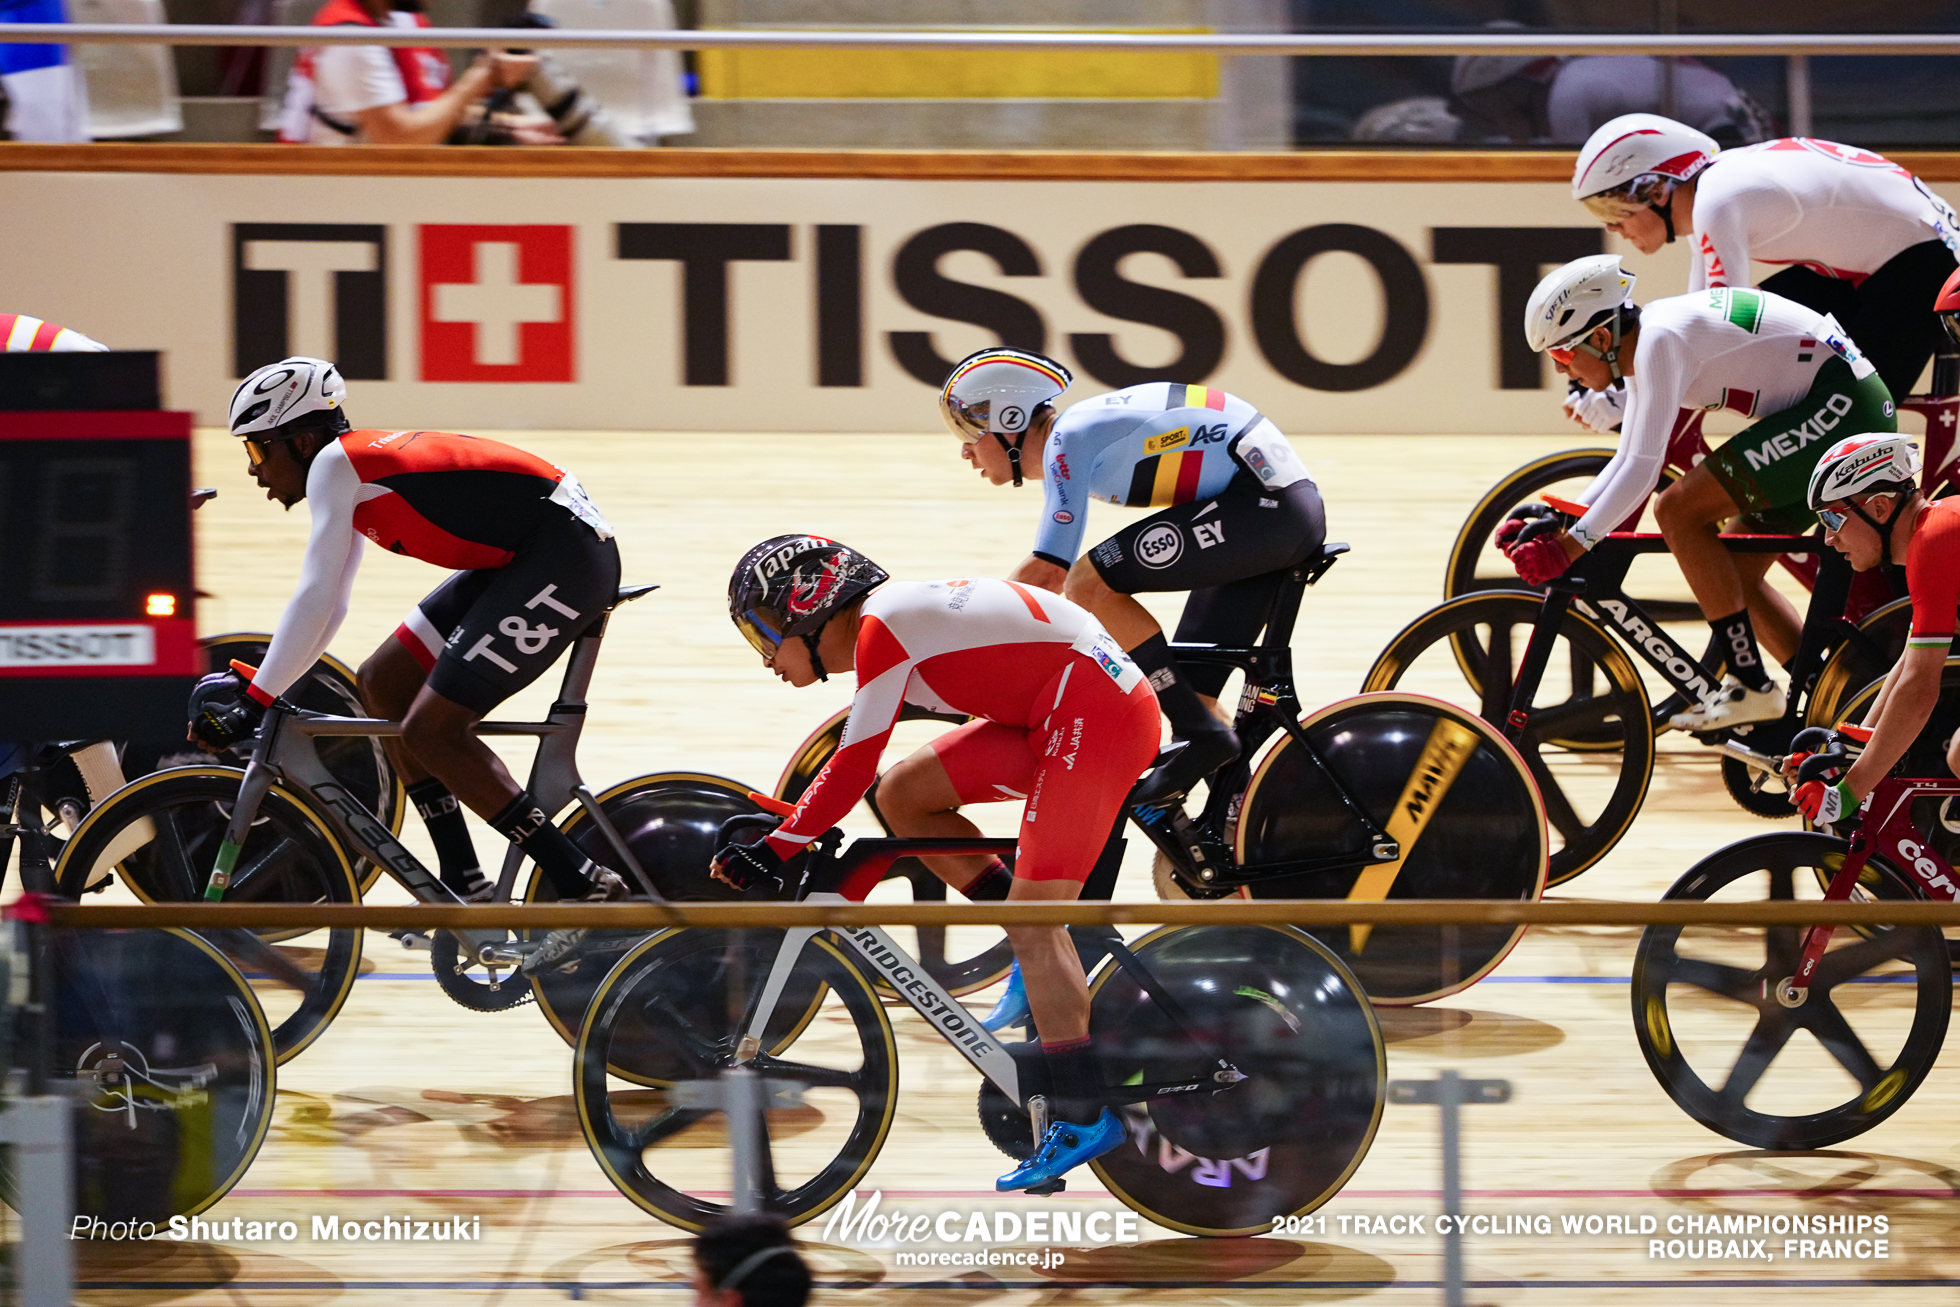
[{"left": 0, "top": 28, "right": 1949, "bottom": 141}]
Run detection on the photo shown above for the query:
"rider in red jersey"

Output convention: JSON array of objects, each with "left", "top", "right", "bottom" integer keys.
[
  {"left": 712, "top": 536, "right": 1160, "bottom": 1194},
  {"left": 1791, "top": 431, "right": 1957, "bottom": 824},
  {"left": 187, "top": 357, "right": 625, "bottom": 968}
]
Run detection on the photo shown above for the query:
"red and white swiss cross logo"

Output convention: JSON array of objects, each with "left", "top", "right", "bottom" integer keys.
[{"left": 419, "top": 225, "right": 575, "bottom": 382}]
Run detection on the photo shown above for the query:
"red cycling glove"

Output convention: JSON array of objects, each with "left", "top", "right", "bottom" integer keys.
[{"left": 1509, "top": 535, "right": 1572, "bottom": 587}]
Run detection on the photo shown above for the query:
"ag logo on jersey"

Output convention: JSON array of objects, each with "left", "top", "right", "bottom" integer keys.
[
  {"left": 1145, "top": 427, "right": 1190, "bottom": 455},
  {"left": 1137, "top": 523, "right": 1183, "bottom": 569}
]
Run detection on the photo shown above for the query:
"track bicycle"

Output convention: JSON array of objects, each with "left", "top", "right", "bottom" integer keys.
[
  {"left": 1632, "top": 705, "right": 1960, "bottom": 1149},
  {"left": 1446, "top": 368, "right": 1960, "bottom": 613},
  {"left": 52, "top": 583, "right": 773, "bottom": 1063},
  {"left": 573, "top": 828, "right": 1388, "bottom": 1235},
  {"left": 772, "top": 545, "right": 1551, "bottom": 1006},
  {"left": 3, "top": 753, "right": 275, "bottom": 1221},
  {"left": 1365, "top": 521, "right": 1931, "bottom": 884}
]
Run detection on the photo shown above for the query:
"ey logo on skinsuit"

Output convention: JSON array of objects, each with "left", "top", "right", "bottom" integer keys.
[{"left": 420, "top": 226, "right": 575, "bottom": 383}]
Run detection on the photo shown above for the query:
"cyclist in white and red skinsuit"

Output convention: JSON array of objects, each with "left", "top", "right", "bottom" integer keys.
[
  {"left": 1571, "top": 116, "right": 1959, "bottom": 429},
  {"left": 1, "top": 313, "right": 105, "bottom": 352},
  {"left": 714, "top": 536, "right": 1160, "bottom": 1195}
]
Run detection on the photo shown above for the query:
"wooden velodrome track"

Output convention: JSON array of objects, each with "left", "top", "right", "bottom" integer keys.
[{"left": 52, "top": 423, "right": 1960, "bottom": 1305}]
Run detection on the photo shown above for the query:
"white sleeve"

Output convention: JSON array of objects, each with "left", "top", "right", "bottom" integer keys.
[
  {"left": 250, "top": 443, "right": 364, "bottom": 701},
  {"left": 310, "top": 45, "right": 409, "bottom": 116},
  {"left": 1569, "top": 338, "right": 1685, "bottom": 550}
]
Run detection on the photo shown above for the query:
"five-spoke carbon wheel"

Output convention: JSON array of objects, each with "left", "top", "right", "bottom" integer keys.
[
  {"left": 54, "top": 767, "right": 363, "bottom": 1064},
  {"left": 1632, "top": 833, "right": 1950, "bottom": 1149},
  {"left": 575, "top": 927, "right": 898, "bottom": 1230}
]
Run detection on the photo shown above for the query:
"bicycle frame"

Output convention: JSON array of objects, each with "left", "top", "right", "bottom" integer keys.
[
  {"left": 208, "top": 607, "right": 654, "bottom": 954},
  {"left": 1504, "top": 531, "right": 1846, "bottom": 764},
  {"left": 1137, "top": 552, "right": 1402, "bottom": 892},
  {"left": 1782, "top": 773, "right": 1960, "bottom": 1005},
  {"left": 736, "top": 836, "right": 1244, "bottom": 1113}
]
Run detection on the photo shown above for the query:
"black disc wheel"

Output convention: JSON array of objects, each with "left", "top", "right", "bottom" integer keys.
[
  {"left": 53, "top": 767, "right": 364, "bottom": 1065},
  {"left": 1447, "top": 448, "right": 1698, "bottom": 619},
  {"left": 1237, "top": 693, "right": 1549, "bottom": 1003},
  {"left": 1805, "top": 598, "right": 1932, "bottom": 731},
  {"left": 1365, "top": 592, "right": 1653, "bottom": 885},
  {"left": 526, "top": 772, "right": 829, "bottom": 1073},
  {"left": 196, "top": 635, "right": 402, "bottom": 895},
  {"left": 1085, "top": 925, "right": 1385, "bottom": 1235},
  {"left": 1631, "top": 833, "right": 1950, "bottom": 1149},
  {"left": 575, "top": 927, "right": 898, "bottom": 1230},
  {"left": 46, "top": 929, "right": 275, "bottom": 1221},
  {"left": 774, "top": 706, "right": 1013, "bottom": 998}
]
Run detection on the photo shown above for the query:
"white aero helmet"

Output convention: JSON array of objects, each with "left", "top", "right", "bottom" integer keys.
[
  {"left": 1524, "top": 254, "right": 1638, "bottom": 354},
  {"left": 1572, "top": 113, "right": 1720, "bottom": 222},
  {"left": 939, "top": 347, "right": 1072, "bottom": 486},
  {"left": 1807, "top": 434, "right": 1922, "bottom": 510},
  {"left": 229, "top": 356, "right": 349, "bottom": 441}
]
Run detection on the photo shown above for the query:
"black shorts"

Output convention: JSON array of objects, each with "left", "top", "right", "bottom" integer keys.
[
  {"left": 394, "top": 511, "right": 622, "bottom": 716},
  {"left": 1759, "top": 238, "right": 1958, "bottom": 402},
  {"left": 1088, "top": 473, "right": 1326, "bottom": 697}
]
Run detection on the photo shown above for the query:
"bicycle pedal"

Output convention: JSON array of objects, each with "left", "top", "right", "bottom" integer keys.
[{"left": 1022, "top": 1178, "right": 1066, "bottom": 1196}]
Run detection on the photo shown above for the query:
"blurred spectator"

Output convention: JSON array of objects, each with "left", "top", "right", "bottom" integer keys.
[
  {"left": 0, "top": 0, "right": 88, "bottom": 141},
  {"left": 692, "top": 1214, "right": 810, "bottom": 1307},
  {"left": 1446, "top": 24, "right": 1773, "bottom": 146},
  {"left": 277, "top": 0, "right": 559, "bottom": 145}
]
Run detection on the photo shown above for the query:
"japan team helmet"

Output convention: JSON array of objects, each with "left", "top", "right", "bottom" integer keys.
[
  {"left": 938, "top": 348, "right": 1073, "bottom": 443},
  {"left": 729, "top": 535, "right": 889, "bottom": 658},
  {"left": 1524, "top": 254, "right": 1637, "bottom": 354},
  {"left": 229, "top": 356, "right": 350, "bottom": 440},
  {"left": 1807, "top": 435, "right": 1922, "bottom": 510},
  {"left": 1572, "top": 114, "right": 1720, "bottom": 220}
]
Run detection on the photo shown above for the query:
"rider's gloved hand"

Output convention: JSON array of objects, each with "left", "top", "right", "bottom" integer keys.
[
  {"left": 1564, "top": 381, "right": 1627, "bottom": 433},
  {"left": 1795, "top": 776, "right": 1859, "bottom": 826},
  {"left": 1496, "top": 503, "right": 1556, "bottom": 552},
  {"left": 187, "top": 670, "right": 266, "bottom": 753},
  {"left": 710, "top": 834, "right": 788, "bottom": 894},
  {"left": 1509, "top": 535, "right": 1573, "bottom": 587}
]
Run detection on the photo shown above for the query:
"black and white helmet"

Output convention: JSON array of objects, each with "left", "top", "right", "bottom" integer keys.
[{"left": 229, "top": 357, "right": 349, "bottom": 439}]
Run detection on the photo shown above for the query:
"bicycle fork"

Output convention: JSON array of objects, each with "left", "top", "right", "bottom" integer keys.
[{"left": 1777, "top": 830, "right": 1874, "bottom": 1008}]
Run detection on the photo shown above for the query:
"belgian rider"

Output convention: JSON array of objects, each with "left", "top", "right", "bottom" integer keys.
[{"left": 934, "top": 349, "right": 1325, "bottom": 806}]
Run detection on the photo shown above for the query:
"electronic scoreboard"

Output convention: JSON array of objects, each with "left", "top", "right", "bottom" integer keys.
[{"left": 0, "top": 381, "right": 196, "bottom": 741}]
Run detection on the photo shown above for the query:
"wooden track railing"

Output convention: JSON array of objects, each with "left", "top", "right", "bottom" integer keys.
[{"left": 36, "top": 899, "right": 1960, "bottom": 929}]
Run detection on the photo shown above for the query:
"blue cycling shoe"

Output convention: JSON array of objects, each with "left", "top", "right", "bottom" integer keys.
[
  {"left": 996, "top": 1108, "right": 1126, "bottom": 1192},
  {"left": 980, "top": 963, "right": 1030, "bottom": 1032}
]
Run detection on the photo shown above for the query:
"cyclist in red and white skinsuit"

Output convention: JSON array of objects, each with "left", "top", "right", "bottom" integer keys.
[
  {"left": 1, "top": 314, "right": 105, "bottom": 352},
  {"left": 1568, "top": 116, "right": 1959, "bottom": 430},
  {"left": 714, "top": 535, "right": 1160, "bottom": 1194},
  {"left": 1794, "top": 432, "right": 1960, "bottom": 824},
  {"left": 187, "top": 357, "right": 627, "bottom": 969}
]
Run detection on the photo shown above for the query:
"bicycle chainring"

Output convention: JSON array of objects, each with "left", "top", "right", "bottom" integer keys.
[
  {"left": 430, "top": 928, "right": 535, "bottom": 1012},
  {"left": 977, "top": 1079, "right": 1036, "bottom": 1160}
]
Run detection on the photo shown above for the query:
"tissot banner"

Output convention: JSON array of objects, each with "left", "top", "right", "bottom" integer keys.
[{"left": 0, "top": 167, "right": 1862, "bottom": 434}]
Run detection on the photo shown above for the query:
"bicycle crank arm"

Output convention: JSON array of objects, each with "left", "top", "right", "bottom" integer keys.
[
  {"left": 1104, "top": 1067, "right": 1249, "bottom": 1108},
  {"left": 1715, "top": 740, "right": 1781, "bottom": 773}
]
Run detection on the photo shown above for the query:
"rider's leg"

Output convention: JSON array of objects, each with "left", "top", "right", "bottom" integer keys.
[
  {"left": 1733, "top": 548, "right": 1803, "bottom": 668},
  {"left": 1653, "top": 465, "right": 1785, "bottom": 728},
  {"left": 876, "top": 726, "right": 1032, "bottom": 899},
  {"left": 360, "top": 637, "right": 487, "bottom": 897}
]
